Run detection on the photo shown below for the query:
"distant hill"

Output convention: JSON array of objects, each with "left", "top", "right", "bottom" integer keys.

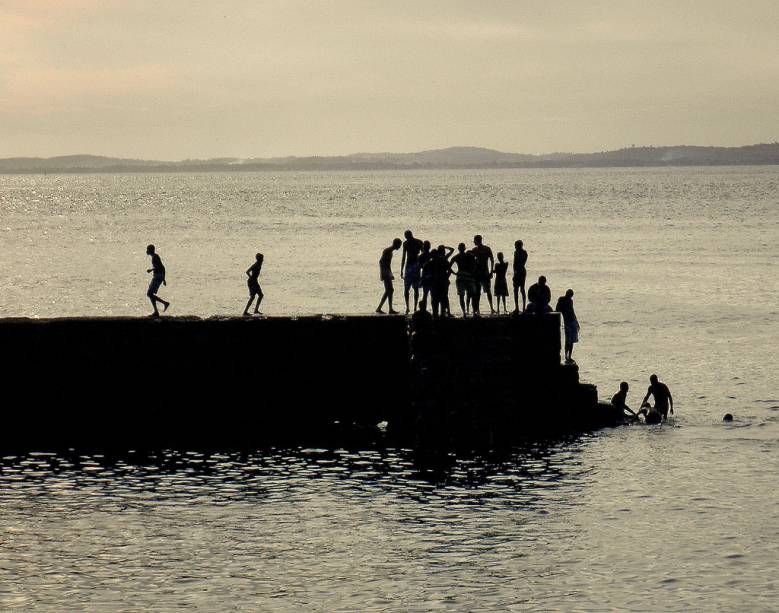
[{"left": 2, "top": 143, "right": 779, "bottom": 173}]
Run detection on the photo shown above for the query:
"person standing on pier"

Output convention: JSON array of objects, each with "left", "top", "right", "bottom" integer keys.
[
  {"left": 376, "top": 238, "right": 402, "bottom": 314},
  {"left": 450, "top": 243, "right": 478, "bottom": 317},
  {"left": 493, "top": 252, "right": 509, "bottom": 314},
  {"left": 145, "top": 244, "right": 170, "bottom": 317},
  {"left": 641, "top": 374, "right": 674, "bottom": 420},
  {"left": 555, "top": 289, "right": 579, "bottom": 363},
  {"left": 243, "top": 253, "right": 264, "bottom": 316},
  {"left": 527, "top": 276, "right": 552, "bottom": 314},
  {"left": 512, "top": 240, "right": 528, "bottom": 313},
  {"left": 472, "top": 235, "right": 496, "bottom": 314},
  {"left": 401, "top": 230, "right": 424, "bottom": 314},
  {"left": 418, "top": 240, "right": 433, "bottom": 311}
]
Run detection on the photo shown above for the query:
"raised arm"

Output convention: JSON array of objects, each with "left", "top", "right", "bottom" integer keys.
[{"left": 443, "top": 245, "right": 455, "bottom": 259}]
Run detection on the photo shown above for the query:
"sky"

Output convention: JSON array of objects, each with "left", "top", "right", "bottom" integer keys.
[{"left": 1, "top": 0, "right": 778, "bottom": 159}]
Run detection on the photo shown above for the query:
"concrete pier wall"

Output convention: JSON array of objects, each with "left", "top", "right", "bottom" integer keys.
[{"left": 0, "top": 314, "right": 601, "bottom": 450}]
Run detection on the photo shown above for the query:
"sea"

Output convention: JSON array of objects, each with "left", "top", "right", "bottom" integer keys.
[{"left": 0, "top": 167, "right": 777, "bottom": 611}]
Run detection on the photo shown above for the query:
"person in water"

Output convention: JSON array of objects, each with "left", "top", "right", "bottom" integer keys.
[
  {"left": 493, "top": 252, "right": 509, "bottom": 314},
  {"left": 611, "top": 381, "right": 638, "bottom": 419},
  {"left": 145, "top": 244, "right": 170, "bottom": 317},
  {"left": 555, "top": 288, "right": 580, "bottom": 363},
  {"left": 376, "top": 238, "right": 402, "bottom": 314},
  {"left": 450, "top": 243, "right": 478, "bottom": 317},
  {"left": 472, "top": 235, "right": 496, "bottom": 314},
  {"left": 401, "top": 230, "right": 424, "bottom": 314},
  {"left": 527, "top": 275, "right": 552, "bottom": 313},
  {"left": 243, "top": 253, "right": 264, "bottom": 316},
  {"left": 641, "top": 374, "right": 674, "bottom": 420},
  {"left": 512, "top": 240, "right": 528, "bottom": 313}
]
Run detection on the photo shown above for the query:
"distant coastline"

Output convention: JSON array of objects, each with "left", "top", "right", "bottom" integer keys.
[{"left": 2, "top": 143, "right": 779, "bottom": 174}]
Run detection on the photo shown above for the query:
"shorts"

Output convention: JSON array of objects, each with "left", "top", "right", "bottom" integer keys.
[
  {"left": 476, "top": 273, "right": 491, "bottom": 293},
  {"left": 248, "top": 279, "right": 263, "bottom": 297},
  {"left": 148, "top": 274, "right": 164, "bottom": 296},
  {"left": 404, "top": 263, "right": 420, "bottom": 291},
  {"left": 512, "top": 269, "right": 526, "bottom": 288},
  {"left": 494, "top": 277, "right": 508, "bottom": 297},
  {"left": 564, "top": 319, "right": 579, "bottom": 344},
  {"left": 455, "top": 275, "right": 476, "bottom": 297}
]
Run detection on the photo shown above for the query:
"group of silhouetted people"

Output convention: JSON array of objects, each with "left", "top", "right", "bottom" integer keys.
[
  {"left": 144, "top": 245, "right": 264, "bottom": 317},
  {"left": 376, "top": 231, "right": 581, "bottom": 362},
  {"left": 610, "top": 374, "right": 674, "bottom": 423}
]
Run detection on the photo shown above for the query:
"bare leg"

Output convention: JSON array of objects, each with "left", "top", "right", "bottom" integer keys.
[
  {"left": 254, "top": 293, "right": 263, "bottom": 314},
  {"left": 376, "top": 292, "right": 388, "bottom": 313},
  {"left": 486, "top": 289, "right": 495, "bottom": 314},
  {"left": 413, "top": 287, "right": 419, "bottom": 312},
  {"left": 459, "top": 293, "right": 467, "bottom": 317},
  {"left": 149, "top": 294, "right": 159, "bottom": 316},
  {"left": 520, "top": 286, "right": 526, "bottom": 312},
  {"left": 243, "top": 295, "right": 254, "bottom": 316},
  {"left": 387, "top": 290, "right": 398, "bottom": 314},
  {"left": 513, "top": 286, "right": 519, "bottom": 313},
  {"left": 404, "top": 285, "right": 410, "bottom": 314}
]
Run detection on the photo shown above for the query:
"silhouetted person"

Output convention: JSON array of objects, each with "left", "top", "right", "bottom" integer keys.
[
  {"left": 450, "top": 243, "right": 477, "bottom": 317},
  {"left": 512, "top": 240, "right": 528, "bottom": 313},
  {"left": 527, "top": 275, "right": 552, "bottom": 314},
  {"left": 243, "top": 253, "right": 264, "bottom": 316},
  {"left": 723, "top": 413, "right": 734, "bottom": 422},
  {"left": 555, "top": 288, "right": 579, "bottom": 363},
  {"left": 145, "top": 244, "right": 170, "bottom": 317},
  {"left": 611, "top": 381, "right": 638, "bottom": 418},
  {"left": 418, "top": 240, "right": 433, "bottom": 311},
  {"left": 401, "top": 230, "right": 424, "bottom": 313},
  {"left": 642, "top": 374, "right": 674, "bottom": 420},
  {"left": 436, "top": 244, "right": 454, "bottom": 316},
  {"left": 421, "top": 248, "right": 446, "bottom": 317},
  {"left": 376, "top": 238, "right": 402, "bottom": 314},
  {"left": 472, "top": 235, "right": 495, "bottom": 314},
  {"left": 493, "top": 252, "right": 509, "bottom": 314}
]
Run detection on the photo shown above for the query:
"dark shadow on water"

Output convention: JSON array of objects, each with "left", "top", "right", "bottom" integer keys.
[{"left": 0, "top": 437, "right": 593, "bottom": 507}]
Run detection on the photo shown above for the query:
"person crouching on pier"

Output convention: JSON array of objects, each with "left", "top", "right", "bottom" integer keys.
[
  {"left": 376, "top": 238, "right": 402, "bottom": 314},
  {"left": 493, "top": 252, "right": 509, "bottom": 314},
  {"left": 243, "top": 253, "right": 264, "bottom": 316},
  {"left": 555, "top": 288, "right": 579, "bottom": 363},
  {"left": 527, "top": 276, "right": 552, "bottom": 314},
  {"left": 145, "top": 244, "right": 170, "bottom": 317}
]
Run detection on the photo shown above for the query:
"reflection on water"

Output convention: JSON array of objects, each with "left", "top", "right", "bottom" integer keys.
[{"left": 2, "top": 429, "right": 777, "bottom": 611}]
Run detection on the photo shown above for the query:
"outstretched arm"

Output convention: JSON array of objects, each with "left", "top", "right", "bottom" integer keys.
[{"left": 642, "top": 390, "right": 651, "bottom": 405}]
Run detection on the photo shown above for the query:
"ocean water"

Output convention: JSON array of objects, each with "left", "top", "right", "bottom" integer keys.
[{"left": 0, "top": 167, "right": 777, "bottom": 610}]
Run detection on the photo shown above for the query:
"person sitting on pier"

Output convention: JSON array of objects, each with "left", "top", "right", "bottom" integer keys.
[
  {"left": 527, "top": 276, "right": 552, "bottom": 314},
  {"left": 145, "top": 244, "right": 170, "bottom": 317},
  {"left": 472, "top": 235, "right": 496, "bottom": 314},
  {"left": 611, "top": 381, "right": 639, "bottom": 419},
  {"left": 376, "top": 238, "right": 402, "bottom": 314},
  {"left": 401, "top": 230, "right": 424, "bottom": 314},
  {"left": 243, "top": 253, "right": 264, "bottom": 316},
  {"left": 512, "top": 240, "right": 528, "bottom": 313},
  {"left": 450, "top": 243, "right": 478, "bottom": 317},
  {"left": 555, "top": 288, "right": 580, "bottom": 363},
  {"left": 641, "top": 374, "right": 674, "bottom": 421},
  {"left": 493, "top": 252, "right": 509, "bottom": 314}
]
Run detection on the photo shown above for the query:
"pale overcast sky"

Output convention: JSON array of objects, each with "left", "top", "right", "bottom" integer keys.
[{"left": 1, "top": 0, "right": 778, "bottom": 159}]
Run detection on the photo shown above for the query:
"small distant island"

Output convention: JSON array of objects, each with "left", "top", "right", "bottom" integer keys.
[{"left": 2, "top": 143, "right": 779, "bottom": 174}]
